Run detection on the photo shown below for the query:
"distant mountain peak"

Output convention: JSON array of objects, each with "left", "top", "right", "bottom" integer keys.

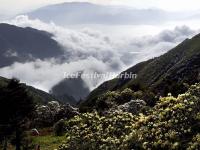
[{"left": 25, "top": 2, "right": 168, "bottom": 25}]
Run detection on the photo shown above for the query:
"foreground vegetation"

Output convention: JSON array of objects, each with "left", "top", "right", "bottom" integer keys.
[
  {"left": 33, "top": 134, "right": 65, "bottom": 150},
  {"left": 2, "top": 131, "right": 65, "bottom": 150},
  {"left": 58, "top": 83, "right": 200, "bottom": 150},
  {"left": 1, "top": 80, "right": 200, "bottom": 150}
]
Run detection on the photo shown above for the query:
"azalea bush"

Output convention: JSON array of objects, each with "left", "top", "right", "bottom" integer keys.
[
  {"left": 95, "top": 88, "right": 147, "bottom": 111},
  {"left": 58, "top": 111, "right": 138, "bottom": 150},
  {"left": 131, "top": 83, "right": 200, "bottom": 149},
  {"left": 58, "top": 83, "right": 200, "bottom": 150}
]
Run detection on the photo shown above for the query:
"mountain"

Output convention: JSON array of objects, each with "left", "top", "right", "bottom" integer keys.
[
  {"left": 82, "top": 33, "right": 200, "bottom": 108},
  {"left": 0, "top": 23, "right": 64, "bottom": 67},
  {"left": 26, "top": 2, "right": 168, "bottom": 25},
  {"left": 50, "top": 77, "right": 90, "bottom": 104},
  {"left": 0, "top": 23, "right": 84, "bottom": 105},
  {"left": 0, "top": 76, "right": 58, "bottom": 104},
  {"left": 0, "top": 77, "right": 77, "bottom": 105}
]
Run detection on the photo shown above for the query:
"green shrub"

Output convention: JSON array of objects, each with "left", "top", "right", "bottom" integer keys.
[
  {"left": 58, "top": 111, "right": 138, "bottom": 150},
  {"left": 58, "top": 83, "right": 200, "bottom": 150},
  {"left": 118, "top": 88, "right": 135, "bottom": 104},
  {"left": 130, "top": 83, "right": 200, "bottom": 149},
  {"left": 95, "top": 91, "right": 120, "bottom": 111},
  {"left": 54, "top": 119, "right": 66, "bottom": 136}
]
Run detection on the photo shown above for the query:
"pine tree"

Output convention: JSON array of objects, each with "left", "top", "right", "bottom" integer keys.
[{"left": 0, "top": 78, "right": 35, "bottom": 150}]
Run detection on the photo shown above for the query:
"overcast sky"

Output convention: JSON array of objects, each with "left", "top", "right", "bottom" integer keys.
[{"left": 1, "top": 0, "right": 200, "bottom": 15}]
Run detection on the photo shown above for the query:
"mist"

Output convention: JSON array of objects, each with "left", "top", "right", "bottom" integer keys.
[{"left": 0, "top": 15, "right": 198, "bottom": 92}]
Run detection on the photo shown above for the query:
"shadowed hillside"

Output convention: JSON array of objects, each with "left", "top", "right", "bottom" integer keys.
[{"left": 0, "top": 23, "right": 64, "bottom": 67}]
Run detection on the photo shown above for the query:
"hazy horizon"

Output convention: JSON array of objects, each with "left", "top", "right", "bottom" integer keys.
[{"left": 2, "top": 0, "right": 200, "bottom": 15}]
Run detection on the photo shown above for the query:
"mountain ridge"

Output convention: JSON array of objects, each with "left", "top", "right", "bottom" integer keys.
[
  {"left": 0, "top": 23, "right": 85, "bottom": 105},
  {"left": 26, "top": 2, "right": 168, "bottom": 25},
  {"left": 0, "top": 23, "right": 64, "bottom": 67},
  {"left": 81, "top": 33, "right": 200, "bottom": 109},
  {"left": 0, "top": 76, "right": 59, "bottom": 104}
]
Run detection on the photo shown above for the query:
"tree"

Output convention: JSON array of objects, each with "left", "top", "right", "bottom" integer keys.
[{"left": 0, "top": 78, "right": 35, "bottom": 150}]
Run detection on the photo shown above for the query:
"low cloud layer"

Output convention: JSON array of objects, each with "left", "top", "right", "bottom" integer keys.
[{"left": 0, "top": 15, "right": 198, "bottom": 92}]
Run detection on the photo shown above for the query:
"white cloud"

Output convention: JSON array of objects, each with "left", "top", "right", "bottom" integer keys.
[
  {"left": 0, "top": 57, "right": 110, "bottom": 91},
  {"left": 4, "top": 49, "right": 18, "bottom": 57},
  {"left": 0, "top": 16, "right": 197, "bottom": 92}
]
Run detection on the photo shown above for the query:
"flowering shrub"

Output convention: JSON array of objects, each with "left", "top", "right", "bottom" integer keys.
[
  {"left": 131, "top": 83, "right": 200, "bottom": 149},
  {"left": 58, "top": 111, "right": 138, "bottom": 150},
  {"left": 95, "top": 88, "right": 147, "bottom": 112},
  {"left": 58, "top": 83, "right": 200, "bottom": 150}
]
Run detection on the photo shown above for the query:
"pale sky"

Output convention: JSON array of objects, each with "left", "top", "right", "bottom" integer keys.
[{"left": 1, "top": 0, "right": 200, "bottom": 15}]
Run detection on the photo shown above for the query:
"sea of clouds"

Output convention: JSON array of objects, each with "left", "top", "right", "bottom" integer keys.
[{"left": 0, "top": 15, "right": 198, "bottom": 92}]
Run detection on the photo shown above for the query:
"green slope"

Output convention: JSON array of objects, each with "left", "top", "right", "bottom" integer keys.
[
  {"left": 0, "top": 77, "right": 59, "bottom": 104},
  {"left": 82, "top": 34, "right": 200, "bottom": 109}
]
